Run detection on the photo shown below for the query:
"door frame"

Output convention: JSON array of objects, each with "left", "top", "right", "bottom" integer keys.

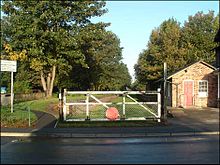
[{"left": 183, "top": 80, "right": 194, "bottom": 107}]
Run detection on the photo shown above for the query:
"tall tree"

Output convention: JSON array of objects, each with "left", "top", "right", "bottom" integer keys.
[
  {"left": 134, "top": 11, "right": 219, "bottom": 88},
  {"left": 181, "top": 10, "right": 219, "bottom": 63},
  {"left": 1, "top": 0, "right": 107, "bottom": 97},
  {"left": 59, "top": 26, "right": 131, "bottom": 91},
  {"left": 134, "top": 18, "right": 185, "bottom": 86}
]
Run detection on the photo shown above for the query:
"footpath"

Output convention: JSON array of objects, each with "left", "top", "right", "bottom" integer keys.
[{"left": 1, "top": 107, "right": 219, "bottom": 138}]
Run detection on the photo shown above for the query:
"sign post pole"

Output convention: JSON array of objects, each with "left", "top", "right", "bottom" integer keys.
[{"left": 11, "top": 71, "right": 14, "bottom": 113}]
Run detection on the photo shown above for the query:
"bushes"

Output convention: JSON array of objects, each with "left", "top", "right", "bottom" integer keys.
[{"left": 14, "top": 80, "right": 32, "bottom": 94}]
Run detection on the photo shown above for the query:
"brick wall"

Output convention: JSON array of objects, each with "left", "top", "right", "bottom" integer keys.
[{"left": 171, "top": 62, "right": 218, "bottom": 108}]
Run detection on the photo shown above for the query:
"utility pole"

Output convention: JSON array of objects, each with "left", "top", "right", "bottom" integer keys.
[{"left": 163, "top": 62, "right": 167, "bottom": 121}]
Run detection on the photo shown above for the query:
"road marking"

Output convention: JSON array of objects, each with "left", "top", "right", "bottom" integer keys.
[{"left": 54, "top": 119, "right": 59, "bottom": 128}]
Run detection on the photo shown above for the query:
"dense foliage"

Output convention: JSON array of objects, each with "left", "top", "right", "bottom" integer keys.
[
  {"left": 134, "top": 11, "right": 219, "bottom": 88},
  {"left": 1, "top": 1, "right": 131, "bottom": 95}
]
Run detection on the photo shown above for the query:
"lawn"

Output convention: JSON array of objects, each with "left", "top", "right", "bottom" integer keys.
[
  {"left": 1, "top": 106, "right": 37, "bottom": 128},
  {"left": 14, "top": 97, "right": 59, "bottom": 112},
  {"left": 1, "top": 96, "right": 59, "bottom": 128}
]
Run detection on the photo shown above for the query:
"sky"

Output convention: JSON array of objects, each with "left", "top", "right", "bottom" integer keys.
[
  {"left": 1, "top": 1, "right": 219, "bottom": 82},
  {"left": 91, "top": 1, "right": 219, "bottom": 82}
]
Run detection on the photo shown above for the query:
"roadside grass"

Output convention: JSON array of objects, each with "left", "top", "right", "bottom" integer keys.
[
  {"left": 1, "top": 96, "right": 59, "bottom": 128},
  {"left": 57, "top": 119, "right": 163, "bottom": 128},
  {"left": 14, "top": 97, "right": 59, "bottom": 112},
  {"left": 1, "top": 106, "right": 37, "bottom": 128}
]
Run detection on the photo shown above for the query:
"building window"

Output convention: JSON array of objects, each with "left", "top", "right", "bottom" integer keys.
[{"left": 198, "top": 80, "right": 208, "bottom": 97}]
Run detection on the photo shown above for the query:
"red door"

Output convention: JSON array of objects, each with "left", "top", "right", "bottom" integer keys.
[{"left": 184, "top": 81, "right": 193, "bottom": 106}]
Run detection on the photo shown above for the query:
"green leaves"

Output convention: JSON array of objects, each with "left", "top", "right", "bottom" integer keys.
[
  {"left": 2, "top": 0, "right": 108, "bottom": 70},
  {"left": 135, "top": 11, "right": 219, "bottom": 87},
  {"left": 181, "top": 10, "right": 218, "bottom": 63},
  {"left": 135, "top": 18, "right": 183, "bottom": 83},
  {"left": 64, "top": 27, "right": 131, "bottom": 91},
  {"left": 1, "top": 1, "right": 131, "bottom": 92}
]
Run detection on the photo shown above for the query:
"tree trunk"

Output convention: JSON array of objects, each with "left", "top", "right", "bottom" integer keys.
[
  {"left": 40, "top": 65, "right": 56, "bottom": 98},
  {"left": 49, "top": 65, "right": 56, "bottom": 96},
  {"left": 47, "top": 73, "right": 51, "bottom": 96},
  {"left": 41, "top": 71, "right": 47, "bottom": 96}
]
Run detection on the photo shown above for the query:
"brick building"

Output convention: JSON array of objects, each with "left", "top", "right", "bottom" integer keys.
[{"left": 167, "top": 61, "right": 218, "bottom": 108}]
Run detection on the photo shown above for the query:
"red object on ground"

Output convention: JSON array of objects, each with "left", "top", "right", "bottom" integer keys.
[{"left": 106, "top": 107, "right": 120, "bottom": 121}]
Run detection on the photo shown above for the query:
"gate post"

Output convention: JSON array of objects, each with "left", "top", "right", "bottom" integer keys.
[
  {"left": 85, "top": 93, "right": 90, "bottom": 120},
  {"left": 122, "top": 93, "right": 126, "bottom": 120},
  {"left": 63, "top": 89, "right": 67, "bottom": 121},
  {"left": 157, "top": 88, "right": 161, "bottom": 122},
  {"left": 59, "top": 89, "right": 63, "bottom": 121}
]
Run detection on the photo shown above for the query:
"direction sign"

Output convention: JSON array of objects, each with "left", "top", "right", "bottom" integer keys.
[{"left": 0, "top": 60, "right": 17, "bottom": 72}]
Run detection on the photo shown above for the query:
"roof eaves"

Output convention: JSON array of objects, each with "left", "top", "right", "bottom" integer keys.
[{"left": 167, "top": 60, "right": 216, "bottom": 79}]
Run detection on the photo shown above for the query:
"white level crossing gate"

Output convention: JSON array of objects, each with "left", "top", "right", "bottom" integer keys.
[{"left": 62, "top": 89, "right": 162, "bottom": 122}]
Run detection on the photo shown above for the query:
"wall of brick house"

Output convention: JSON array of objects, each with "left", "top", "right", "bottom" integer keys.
[{"left": 171, "top": 62, "right": 218, "bottom": 108}]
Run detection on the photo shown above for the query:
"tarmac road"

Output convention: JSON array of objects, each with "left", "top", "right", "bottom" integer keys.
[
  {"left": 1, "top": 107, "right": 219, "bottom": 164},
  {"left": 1, "top": 135, "right": 219, "bottom": 164}
]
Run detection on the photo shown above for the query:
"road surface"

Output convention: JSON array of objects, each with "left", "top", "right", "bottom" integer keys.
[{"left": 1, "top": 135, "right": 219, "bottom": 164}]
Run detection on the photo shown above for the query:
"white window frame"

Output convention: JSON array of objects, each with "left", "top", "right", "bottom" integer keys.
[{"left": 198, "top": 80, "right": 208, "bottom": 97}]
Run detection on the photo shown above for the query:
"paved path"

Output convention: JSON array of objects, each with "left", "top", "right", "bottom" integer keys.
[
  {"left": 168, "top": 107, "right": 219, "bottom": 132},
  {"left": 31, "top": 110, "right": 57, "bottom": 129}
]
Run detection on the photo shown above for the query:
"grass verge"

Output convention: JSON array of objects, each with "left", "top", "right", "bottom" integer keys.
[
  {"left": 1, "top": 106, "right": 37, "bottom": 128},
  {"left": 14, "top": 97, "right": 59, "bottom": 112},
  {"left": 1, "top": 96, "right": 59, "bottom": 128}
]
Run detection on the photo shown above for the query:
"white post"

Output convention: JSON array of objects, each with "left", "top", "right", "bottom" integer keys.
[
  {"left": 157, "top": 88, "right": 161, "bottom": 122},
  {"left": 63, "top": 89, "right": 67, "bottom": 121},
  {"left": 59, "top": 91, "right": 62, "bottom": 120},
  {"left": 122, "top": 93, "right": 126, "bottom": 119},
  {"left": 86, "top": 93, "right": 90, "bottom": 120},
  {"left": 11, "top": 72, "right": 14, "bottom": 113}
]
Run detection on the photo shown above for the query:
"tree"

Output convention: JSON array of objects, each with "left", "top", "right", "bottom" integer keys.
[
  {"left": 1, "top": 0, "right": 107, "bottom": 97},
  {"left": 134, "top": 11, "right": 219, "bottom": 88},
  {"left": 181, "top": 10, "right": 219, "bottom": 63},
  {"left": 0, "top": 43, "right": 37, "bottom": 93},
  {"left": 134, "top": 18, "right": 185, "bottom": 86},
  {"left": 59, "top": 27, "right": 131, "bottom": 91}
]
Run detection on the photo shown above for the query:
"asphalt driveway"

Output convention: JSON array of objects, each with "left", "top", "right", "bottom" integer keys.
[{"left": 168, "top": 107, "right": 219, "bottom": 132}]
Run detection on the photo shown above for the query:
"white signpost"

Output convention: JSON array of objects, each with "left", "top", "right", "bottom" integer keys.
[{"left": 1, "top": 60, "right": 17, "bottom": 113}]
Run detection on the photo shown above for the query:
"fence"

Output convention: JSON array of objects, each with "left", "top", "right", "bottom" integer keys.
[
  {"left": 62, "top": 89, "right": 161, "bottom": 122},
  {"left": 1, "top": 92, "right": 45, "bottom": 106}
]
